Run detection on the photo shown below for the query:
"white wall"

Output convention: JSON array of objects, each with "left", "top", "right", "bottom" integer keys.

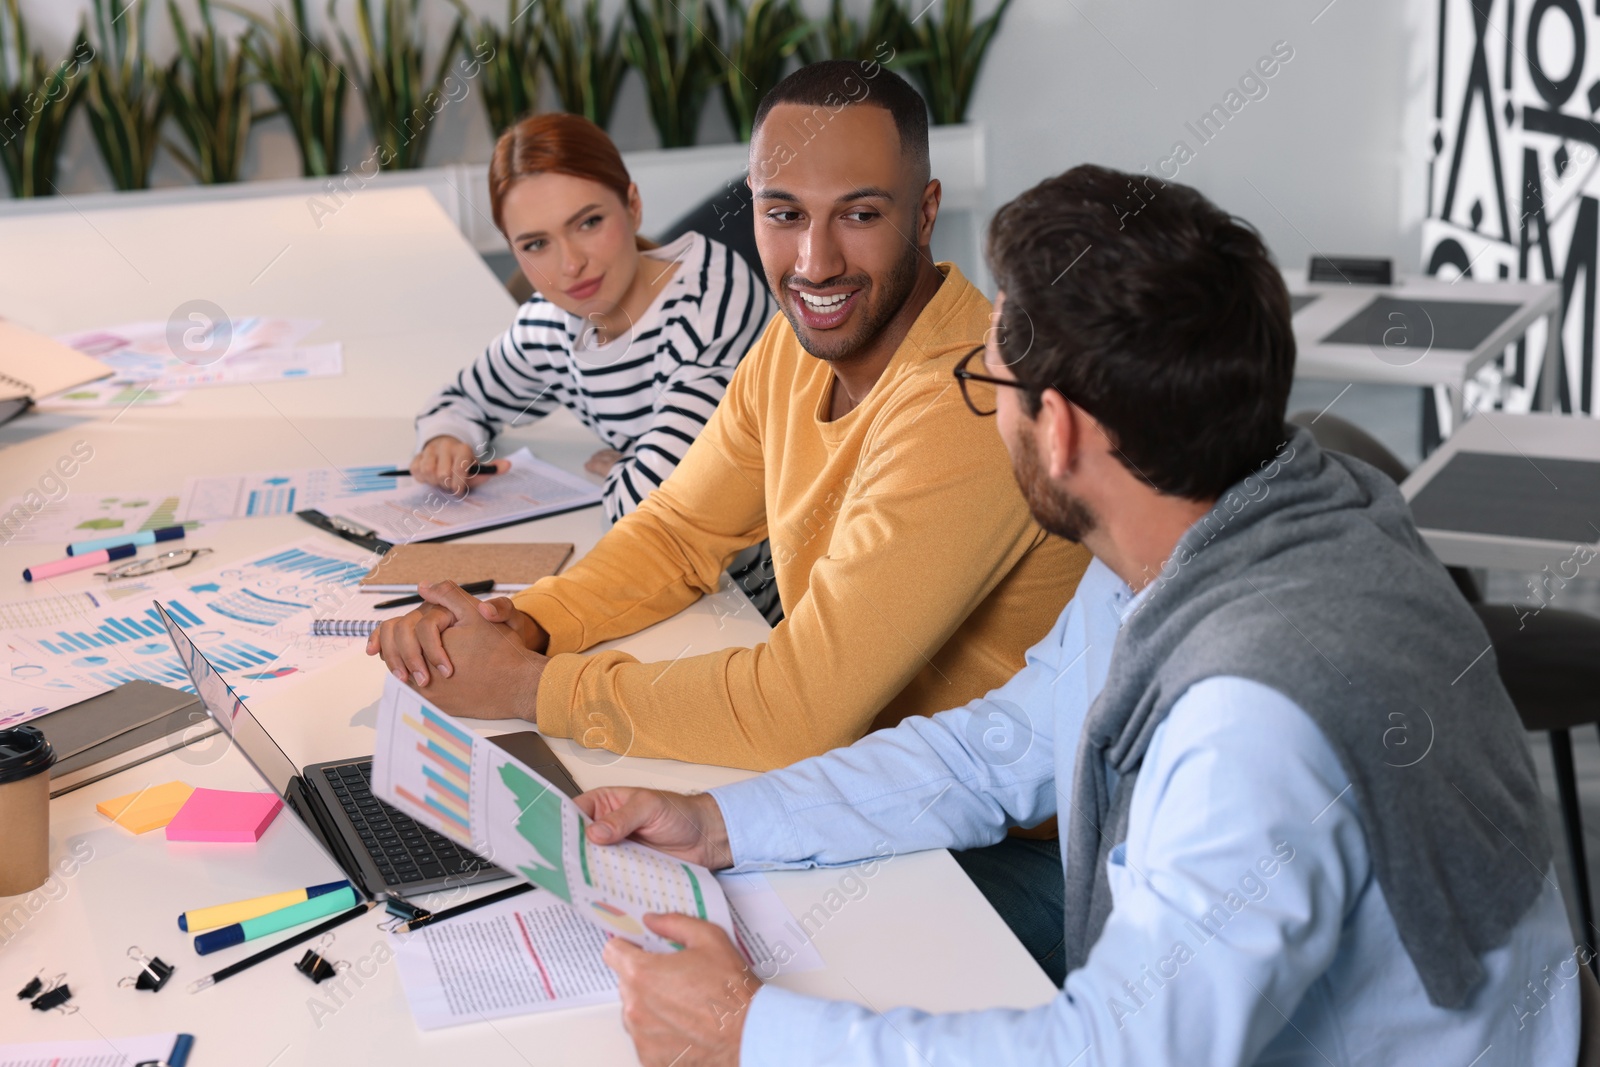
[
  {"left": 965, "top": 0, "right": 1424, "bottom": 275},
  {"left": 16, "top": 0, "right": 1424, "bottom": 276}
]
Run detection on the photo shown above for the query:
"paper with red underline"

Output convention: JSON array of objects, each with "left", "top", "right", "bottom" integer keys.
[
  {"left": 390, "top": 875, "right": 823, "bottom": 1030},
  {"left": 373, "top": 676, "right": 733, "bottom": 953},
  {"left": 391, "top": 891, "right": 618, "bottom": 1029}
]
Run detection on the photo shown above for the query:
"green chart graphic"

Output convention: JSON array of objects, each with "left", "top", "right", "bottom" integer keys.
[{"left": 499, "top": 762, "right": 571, "bottom": 902}]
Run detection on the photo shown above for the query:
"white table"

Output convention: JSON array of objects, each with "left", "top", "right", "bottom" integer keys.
[
  {"left": 1400, "top": 411, "right": 1600, "bottom": 577},
  {"left": 0, "top": 189, "right": 1055, "bottom": 1063},
  {"left": 1286, "top": 269, "right": 1561, "bottom": 430}
]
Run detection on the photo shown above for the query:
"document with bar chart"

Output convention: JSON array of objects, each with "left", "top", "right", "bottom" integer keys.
[
  {"left": 372, "top": 678, "right": 733, "bottom": 953},
  {"left": 0, "top": 539, "right": 377, "bottom": 727},
  {"left": 327, "top": 448, "right": 601, "bottom": 544},
  {"left": 178, "top": 462, "right": 399, "bottom": 521}
]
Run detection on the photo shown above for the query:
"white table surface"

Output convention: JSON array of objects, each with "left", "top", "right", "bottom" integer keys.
[
  {"left": 0, "top": 188, "right": 1055, "bottom": 1063},
  {"left": 1285, "top": 269, "right": 1561, "bottom": 424},
  {"left": 1400, "top": 411, "right": 1600, "bottom": 575}
]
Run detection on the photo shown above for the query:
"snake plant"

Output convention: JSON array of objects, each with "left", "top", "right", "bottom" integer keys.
[
  {"left": 82, "top": 0, "right": 166, "bottom": 190},
  {"left": 163, "top": 0, "right": 254, "bottom": 183},
  {"left": 621, "top": 0, "right": 722, "bottom": 148},
  {"left": 541, "top": 0, "right": 627, "bottom": 130},
  {"left": 720, "top": 0, "right": 810, "bottom": 142},
  {"left": 901, "top": 0, "right": 1012, "bottom": 124},
  {"left": 336, "top": 0, "right": 464, "bottom": 171},
  {"left": 224, "top": 0, "right": 348, "bottom": 177},
  {"left": 798, "top": 0, "right": 912, "bottom": 65},
  {"left": 463, "top": 0, "right": 542, "bottom": 135},
  {"left": 0, "top": 0, "right": 90, "bottom": 197}
]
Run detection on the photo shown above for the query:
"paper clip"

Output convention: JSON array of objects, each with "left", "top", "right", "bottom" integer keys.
[
  {"left": 294, "top": 934, "right": 344, "bottom": 984},
  {"left": 30, "top": 976, "right": 76, "bottom": 1014},
  {"left": 119, "top": 946, "right": 176, "bottom": 992}
]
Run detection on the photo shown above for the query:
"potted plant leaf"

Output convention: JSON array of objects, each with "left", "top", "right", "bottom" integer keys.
[
  {"left": 224, "top": 0, "right": 348, "bottom": 177},
  {"left": 461, "top": 0, "right": 541, "bottom": 136},
  {"left": 901, "top": 0, "right": 1012, "bottom": 125},
  {"left": 798, "top": 0, "right": 912, "bottom": 65},
  {"left": 335, "top": 0, "right": 464, "bottom": 172},
  {"left": 82, "top": 0, "right": 166, "bottom": 191},
  {"left": 541, "top": 0, "right": 627, "bottom": 131},
  {"left": 720, "top": 0, "right": 810, "bottom": 143},
  {"left": 0, "top": 0, "right": 91, "bottom": 197},
  {"left": 163, "top": 0, "right": 254, "bottom": 184},
  {"left": 621, "top": 0, "right": 722, "bottom": 149}
]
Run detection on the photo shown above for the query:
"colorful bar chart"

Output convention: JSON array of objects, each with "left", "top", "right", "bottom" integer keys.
[
  {"left": 244, "top": 486, "right": 296, "bottom": 516},
  {"left": 393, "top": 705, "right": 476, "bottom": 843},
  {"left": 37, "top": 600, "right": 203, "bottom": 654}
]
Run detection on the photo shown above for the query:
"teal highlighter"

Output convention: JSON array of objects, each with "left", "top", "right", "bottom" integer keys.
[{"left": 193, "top": 886, "right": 360, "bottom": 955}]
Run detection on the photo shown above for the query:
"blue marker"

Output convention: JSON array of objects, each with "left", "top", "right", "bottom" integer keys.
[{"left": 67, "top": 525, "right": 186, "bottom": 556}]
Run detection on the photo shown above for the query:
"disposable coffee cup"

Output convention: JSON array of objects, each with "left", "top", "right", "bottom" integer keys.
[{"left": 0, "top": 725, "right": 56, "bottom": 897}]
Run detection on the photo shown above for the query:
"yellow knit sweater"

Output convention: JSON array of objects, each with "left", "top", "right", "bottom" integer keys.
[{"left": 515, "top": 261, "right": 1090, "bottom": 770}]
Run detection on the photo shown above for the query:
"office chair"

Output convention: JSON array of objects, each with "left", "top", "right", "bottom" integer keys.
[{"left": 1289, "top": 410, "right": 1600, "bottom": 963}]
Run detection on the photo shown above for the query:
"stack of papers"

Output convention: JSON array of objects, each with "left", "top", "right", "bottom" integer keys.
[
  {"left": 0, "top": 538, "right": 378, "bottom": 727},
  {"left": 46, "top": 317, "right": 340, "bottom": 404}
]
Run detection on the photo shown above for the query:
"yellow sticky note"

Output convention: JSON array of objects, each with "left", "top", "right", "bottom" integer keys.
[{"left": 96, "top": 781, "right": 196, "bottom": 834}]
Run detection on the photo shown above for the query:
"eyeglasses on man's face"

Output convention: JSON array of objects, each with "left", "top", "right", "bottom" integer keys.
[{"left": 953, "top": 345, "right": 1032, "bottom": 417}]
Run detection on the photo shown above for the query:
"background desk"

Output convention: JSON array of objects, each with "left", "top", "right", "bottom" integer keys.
[
  {"left": 1400, "top": 411, "right": 1600, "bottom": 577},
  {"left": 0, "top": 189, "right": 1055, "bottom": 1063},
  {"left": 1285, "top": 270, "right": 1561, "bottom": 432}
]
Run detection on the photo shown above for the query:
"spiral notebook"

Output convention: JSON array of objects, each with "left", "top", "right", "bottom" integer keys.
[{"left": 0, "top": 319, "right": 114, "bottom": 422}]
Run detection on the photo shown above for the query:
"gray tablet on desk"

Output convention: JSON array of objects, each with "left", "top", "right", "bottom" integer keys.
[
  {"left": 1321, "top": 297, "right": 1521, "bottom": 351},
  {"left": 1407, "top": 451, "right": 1600, "bottom": 543}
]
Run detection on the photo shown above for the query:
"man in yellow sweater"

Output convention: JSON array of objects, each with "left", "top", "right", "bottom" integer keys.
[{"left": 370, "top": 61, "right": 1088, "bottom": 772}]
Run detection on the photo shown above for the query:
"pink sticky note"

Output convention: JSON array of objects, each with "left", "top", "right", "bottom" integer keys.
[{"left": 164, "top": 788, "right": 284, "bottom": 843}]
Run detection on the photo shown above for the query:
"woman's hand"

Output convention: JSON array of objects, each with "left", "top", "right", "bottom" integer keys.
[
  {"left": 410, "top": 436, "right": 507, "bottom": 495},
  {"left": 585, "top": 447, "right": 624, "bottom": 477}
]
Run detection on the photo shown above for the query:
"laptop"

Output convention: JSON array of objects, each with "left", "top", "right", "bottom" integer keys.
[{"left": 155, "top": 601, "right": 583, "bottom": 898}]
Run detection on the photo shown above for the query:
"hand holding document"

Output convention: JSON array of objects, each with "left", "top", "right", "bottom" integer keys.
[{"left": 372, "top": 677, "right": 734, "bottom": 953}]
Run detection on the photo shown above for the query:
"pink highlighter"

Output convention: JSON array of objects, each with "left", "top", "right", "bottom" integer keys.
[{"left": 23, "top": 543, "right": 136, "bottom": 582}]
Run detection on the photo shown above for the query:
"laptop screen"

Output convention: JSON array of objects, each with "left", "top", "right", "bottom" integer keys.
[{"left": 155, "top": 601, "right": 301, "bottom": 798}]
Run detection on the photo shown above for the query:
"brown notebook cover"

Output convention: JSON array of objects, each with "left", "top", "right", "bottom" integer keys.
[{"left": 359, "top": 542, "right": 574, "bottom": 591}]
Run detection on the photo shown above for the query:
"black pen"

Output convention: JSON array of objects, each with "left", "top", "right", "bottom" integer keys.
[
  {"left": 373, "top": 578, "right": 496, "bottom": 609},
  {"left": 398, "top": 883, "right": 534, "bottom": 934},
  {"left": 375, "top": 464, "right": 498, "bottom": 478},
  {"left": 187, "top": 900, "right": 377, "bottom": 992}
]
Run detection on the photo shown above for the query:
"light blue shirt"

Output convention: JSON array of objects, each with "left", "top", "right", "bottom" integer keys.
[{"left": 710, "top": 558, "right": 1581, "bottom": 1066}]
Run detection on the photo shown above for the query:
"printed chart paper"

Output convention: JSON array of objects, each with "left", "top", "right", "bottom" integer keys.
[
  {"left": 0, "top": 539, "right": 377, "bottom": 727},
  {"left": 326, "top": 448, "right": 601, "bottom": 544},
  {"left": 179, "top": 463, "right": 398, "bottom": 521},
  {"left": 56, "top": 318, "right": 335, "bottom": 392},
  {"left": 0, "top": 491, "right": 198, "bottom": 547},
  {"left": 373, "top": 678, "right": 733, "bottom": 952}
]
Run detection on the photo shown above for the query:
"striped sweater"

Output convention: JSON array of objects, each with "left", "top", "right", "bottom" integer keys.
[{"left": 416, "top": 230, "right": 775, "bottom": 521}]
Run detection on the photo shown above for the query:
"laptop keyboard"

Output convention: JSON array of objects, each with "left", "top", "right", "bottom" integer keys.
[{"left": 322, "top": 760, "right": 497, "bottom": 886}]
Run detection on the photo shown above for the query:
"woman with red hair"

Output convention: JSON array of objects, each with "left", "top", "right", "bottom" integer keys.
[{"left": 411, "top": 113, "right": 774, "bottom": 528}]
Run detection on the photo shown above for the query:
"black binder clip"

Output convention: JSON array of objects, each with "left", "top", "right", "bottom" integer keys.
[
  {"left": 380, "top": 896, "right": 431, "bottom": 933},
  {"left": 30, "top": 977, "right": 76, "bottom": 1014},
  {"left": 16, "top": 970, "right": 45, "bottom": 1000},
  {"left": 119, "top": 946, "right": 176, "bottom": 992},
  {"left": 294, "top": 935, "right": 344, "bottom": 985}
]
